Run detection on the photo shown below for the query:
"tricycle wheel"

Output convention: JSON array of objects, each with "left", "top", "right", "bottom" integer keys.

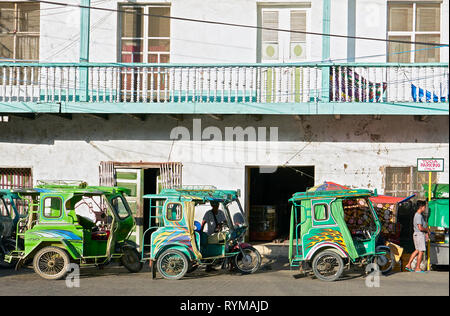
[
  {"left": 312, "top": 250, "right": 344, "bottom": 282},
  {"left": 157, "top": 249, "right": 188, "bottom": 280},
  {"left": 33, "top": 246, "right": 70, "bottom": 280},
  {"left": 121, "top": 248, "right": 143, "bottom": 273},
  {"left": 233, "top": 246, "right": 261, "bottom": 274},
  {"left": 374, "top": 246, "right": 394, "bottom": 275}
]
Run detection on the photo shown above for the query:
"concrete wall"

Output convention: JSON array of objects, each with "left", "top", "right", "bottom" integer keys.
[{"left": 1, "top": 114, "right": 448, "bottom": 201}]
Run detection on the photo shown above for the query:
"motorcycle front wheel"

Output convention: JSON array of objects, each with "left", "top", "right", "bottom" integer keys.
[{"left": 233, "top": 246, "right": 261, "bottom": 274}]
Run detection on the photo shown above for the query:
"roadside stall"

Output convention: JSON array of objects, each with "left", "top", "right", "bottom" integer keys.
[
  {"left": 424, "top": 184, "right": 449, "bottom": 267},
  {"left": 308, "top": 182, "right": 413, "bottom": 244},
  {"left": 369, "top": 195, "right": 415, "bottom": 245}
]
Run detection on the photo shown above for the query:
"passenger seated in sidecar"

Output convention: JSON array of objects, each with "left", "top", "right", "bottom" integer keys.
[
  {"left": 201, "top": 201, "right": 228, "bottom": 244},
  {"left": 66, "top": 196, "right": 111, "bottom": 241}
]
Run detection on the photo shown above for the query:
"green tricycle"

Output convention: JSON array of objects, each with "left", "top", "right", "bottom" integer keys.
[
  {"left": 4, "top": 181, "right": 143, "bottom": 279},
  {"left": 142, "top": 186, "right": 262, "bottom": 280},
  {"left": 1, "top": 189, "right": 27, "bottom": 268},
  {"left": 289, "top": 188, "right": 393, "bottom": 281}
]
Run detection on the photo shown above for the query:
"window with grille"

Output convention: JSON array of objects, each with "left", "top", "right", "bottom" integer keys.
[
  {"left": 0, "top": 168, "right": 33, "bottom": 189},
  {"left": 387, "top": 2, "right": 441, "bottom": 63},
  {"left": 259, "top": 5, "right": 310, "bottom": 62},
  {"left": 0, "top": 2, "right": 40, "bottom": 62},
  {"left": 384, "top": 166, "right": 437, "bottom": 198}
]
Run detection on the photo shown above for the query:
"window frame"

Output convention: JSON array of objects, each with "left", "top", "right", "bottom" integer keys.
[
  {"left": 383, "top": 166, "right": 437, "bottom": 198},
  {"left": 110, "top": 194, "right": 132, "bottom": 220},
  {"left": 118, "top": 3, "right": 171, "bottom": 64},
  {"left": 42, "top": 196, "right": 63, "bottom": 219},
  {"left": 165, "top": 202, "right": 183, "bottom": 222},
  {"left": 387, "top": 1, "right": 442, "bottom": 63},
  {"left": 258, "top": 4, "right": 311, "bottom": 63},
  {"left": 313, "top": 203, "right": 330, "bottom": 222},
  {"left": 0, "top": 1, "right": 40, "bottom": 62}
]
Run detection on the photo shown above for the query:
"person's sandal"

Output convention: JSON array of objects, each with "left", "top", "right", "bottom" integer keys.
[
  {"left": 405, "top": 267, "right": 413, "bottom": 272},
  {"left": 415, "top": 270, "right": 428, "bottom": 273}
]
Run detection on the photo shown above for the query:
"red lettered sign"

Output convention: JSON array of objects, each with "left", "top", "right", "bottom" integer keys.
[{"left": 417, "top": 158, "right": 444, "bottom": 172}]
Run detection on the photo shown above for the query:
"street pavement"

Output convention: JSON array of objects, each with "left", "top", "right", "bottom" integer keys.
[{"left": 0, "top": 258, "right": 448, "bottom": 296}]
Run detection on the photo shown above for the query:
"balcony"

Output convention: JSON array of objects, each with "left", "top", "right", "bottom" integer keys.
[{"left": 0, "top": 62, "right": 448, "bottom": 116}]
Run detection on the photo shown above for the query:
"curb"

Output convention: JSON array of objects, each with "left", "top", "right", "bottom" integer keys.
[{"left": 254, "top": 244, "right": 289, "bottom": 258}]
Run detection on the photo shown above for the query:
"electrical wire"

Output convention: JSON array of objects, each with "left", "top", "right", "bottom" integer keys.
[{"left": 24, "top": 0, "right": 450, "bottom": 47}]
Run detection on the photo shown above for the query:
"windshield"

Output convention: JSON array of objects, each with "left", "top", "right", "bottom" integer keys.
[
  {"left": 67, "top": 194, "right": 111, "bottom": 229},
  {"left": 110, "top": 195, "right": 131, "bottom": 219},
  {"left": 0, "top": 198, "right": 10, "bottom": 217},
  {"left": 194, "top": 199, "right": 246, "bottom": 230},
  {"left": 225, "top": 199, "right": 247, "bottom": 227}
]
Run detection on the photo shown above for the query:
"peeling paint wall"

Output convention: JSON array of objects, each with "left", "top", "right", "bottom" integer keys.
[{"left": 1, "top": 115, "right": 448, "bottom": 207}]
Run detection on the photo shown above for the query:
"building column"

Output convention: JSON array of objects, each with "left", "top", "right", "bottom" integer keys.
[
  {"left": 79, "top": 0, "right": 91, "bottom": 102},
  {"left": 321, "top": 0, "right": 331, "bottom": 102},
  {"left": 347, "top": 0, "right": 356, "bottom": 62}
]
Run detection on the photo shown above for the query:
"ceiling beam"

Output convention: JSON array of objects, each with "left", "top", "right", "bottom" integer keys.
[
  {"left": 208, "top": 114, "right": 223, "bottom": 121},
  {"left": 127, "top": 114, "right": 147, "bottom": 121},
  {"left": 167, "top": 114, "right": 184, "bottom": 121}
]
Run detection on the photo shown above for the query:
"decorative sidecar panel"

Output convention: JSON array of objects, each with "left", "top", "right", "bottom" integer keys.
[
  {"left": 304, "top": 228, "right": 350, "bottom": 260},
  {"left": 151, "top": 228, "right": 195, "bottom": 259}
]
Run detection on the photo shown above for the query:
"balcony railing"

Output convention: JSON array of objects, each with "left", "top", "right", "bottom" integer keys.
[{"left": 0, "top": 62, "right": 448, "bottom": 114}]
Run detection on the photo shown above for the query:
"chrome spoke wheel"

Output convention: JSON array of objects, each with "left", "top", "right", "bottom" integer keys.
[
  {"left": 234, "top": 247, "right": 261, "bottom": 274},
  {"left": 157, "top": 249, "right": 188, "bottom": 280},
  {"left": 312, "top": 250, "right": 344, "bottom": 282},
  {"left": 33, "top": 247, "right": 70, "bottom": 280}
]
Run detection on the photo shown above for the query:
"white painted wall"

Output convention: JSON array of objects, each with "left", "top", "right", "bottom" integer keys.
[{"left": 1, "top": 115, "right": 448, "bottom": 205}]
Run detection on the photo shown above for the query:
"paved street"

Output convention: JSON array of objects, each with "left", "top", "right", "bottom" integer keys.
[{"left": 0, "top": 258, "right": 448, "bottom": 296}]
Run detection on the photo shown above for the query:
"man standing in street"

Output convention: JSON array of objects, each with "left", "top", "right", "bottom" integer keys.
[{"left": 405, "top": 200, "right": 430, "bottom": 272}]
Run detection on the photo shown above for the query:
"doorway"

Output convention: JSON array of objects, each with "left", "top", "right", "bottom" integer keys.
[
  {"left": 143, "top": 168, "right": 158, "bottom": 247},
  {"left": 246, "top": 166, "right": 314, "bottom": 242}
]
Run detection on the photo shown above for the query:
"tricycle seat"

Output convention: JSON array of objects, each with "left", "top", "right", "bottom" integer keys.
[{"left": 91, "top": 230, "right": 110, "bottom": 241}]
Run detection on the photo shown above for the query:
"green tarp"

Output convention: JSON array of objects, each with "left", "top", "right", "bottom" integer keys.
[
  {"left": 428, "top": 199, "right": 449, "bottom": 228},
  {"left": 331, "top": 200, "right": 359, "bottom": 260},
  {"left": 423, "top": 184, "right": 449, "bottom": 199}
]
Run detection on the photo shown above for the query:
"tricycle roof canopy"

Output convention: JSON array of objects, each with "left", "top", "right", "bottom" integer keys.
[
  {"left": 6, "top": 181, "right": 131, "bottom": 196},
  {"left": 144, "top": 186, "right": 239, "bottom": 203},
  {"left": 290, "top": 189, "right": 374, "bottom": 201}
]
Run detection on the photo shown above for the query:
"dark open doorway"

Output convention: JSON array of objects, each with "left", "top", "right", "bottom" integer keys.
[
  {"left": 246, "top": 166, "right": 314, "bottom": 242},
  {"left": 143, "top": 168, "right": 158, "bottom": 246}
]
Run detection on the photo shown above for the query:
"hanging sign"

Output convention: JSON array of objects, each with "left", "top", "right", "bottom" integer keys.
[{"left": 417, "top": 158, "right": 444, "bottom": 172}]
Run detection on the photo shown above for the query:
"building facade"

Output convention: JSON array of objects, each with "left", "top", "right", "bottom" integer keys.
[{"left": 0, "top": 0, "right": 449, "bottom": 243}]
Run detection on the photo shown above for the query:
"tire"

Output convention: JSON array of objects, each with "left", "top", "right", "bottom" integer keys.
[
  {"left": 312, "top": 250, "right": 344, "bottom": 282},
  {"left": 157, "top": 249, "right": 189, "bottom": 280},
  {"left": 33, "top": 246, "right": 70, "bottom": 280},
  {"left": 121, "top": 247, "right": 143, "bottom": 273},
  {"left": 0, "top": 239, "right": 17, "bottom": 269},
  {"left": 233, "top": 246, "right": 262, "bottom": 274},
  {"left": 374, "top": 246, "right": 394, "bottom": 275}
]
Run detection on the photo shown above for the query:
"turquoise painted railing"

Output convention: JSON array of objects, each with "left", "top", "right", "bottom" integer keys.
[{"left": 0, "top": 62, "right": 448, "bottom": 114}]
